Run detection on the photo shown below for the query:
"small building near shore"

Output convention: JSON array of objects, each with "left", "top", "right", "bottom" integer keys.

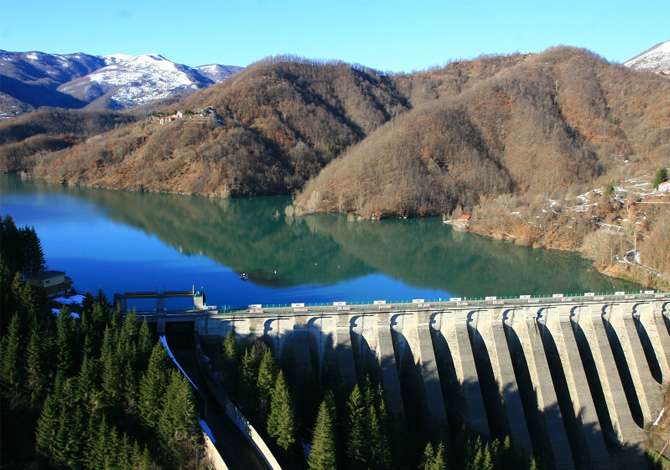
[{"left": 25, "top": 270, "right": 74, "bottom": 297}]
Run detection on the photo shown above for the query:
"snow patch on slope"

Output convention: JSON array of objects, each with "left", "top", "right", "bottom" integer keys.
[
  {"left": 624, "top": 40, "right": 670, "bottom": 75},
  {"left": 88, "top": 53, "right": 201, "bottom": 108}
]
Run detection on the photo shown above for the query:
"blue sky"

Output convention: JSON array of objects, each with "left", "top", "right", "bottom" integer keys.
[{"left": 1, "top": 0, "right": 668, "bottom": 72}]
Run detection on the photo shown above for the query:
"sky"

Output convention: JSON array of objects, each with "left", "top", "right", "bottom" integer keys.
[{"left": 1, "top": 0, "right": 668, "bottom": 72}]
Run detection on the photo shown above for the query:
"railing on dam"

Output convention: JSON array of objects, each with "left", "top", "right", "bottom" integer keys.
[{"left": 209, "top": 289, "right": 668, "bottom": 317}]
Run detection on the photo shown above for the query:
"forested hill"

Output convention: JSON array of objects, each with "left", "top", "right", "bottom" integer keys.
[
  {"left": 0, "top": 53, "right": 526, "bottom": 197},
  {"left": 295, "top": 47, "right": 670, "bottom": 217},
  {"left": 2, "top": 48, "right": 669, "bottom": 209}
]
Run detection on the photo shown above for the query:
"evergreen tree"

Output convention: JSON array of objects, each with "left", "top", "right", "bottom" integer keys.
[
  {"left": 222, "top": 330, "right": 240, "bottom": 387},
  {"left": 0, "top": 312, "right": 26, "bottom": 410},
  {"left": 55, "top": 306, "right": 76, "bottom": 377},
  {"left": 499, "top": 435, "right": 516, "bottom": 470},
  {"left": 25, "top": 317, "right": 48, "bottom": 410},
  {"left": 368, "top": 381, "right": 392, "bottom": 469},
  {"left": 346, "top": 384, "right": 369, "bottom": 469},
  {"left": 21, "top": 226, "right": 45, "bottom": 274},
  {"left": 257, "top": 347, "right": 278, "bottom": 420},
  {"left": 100, "top": 327, "right": 123, "bottom": 413},
  {"left": 0, "top": 258, "right": 18, "bottom": 333},
  {"left": 308, "top": 399, "right": 337, "bottom": 470},
  {"left": 267, "top": 370, "right": 297, "bottom": 452},
  {"left": 137, "top": 318, "right": 153, "bottom": 366},
  {"left": 468, "top": 436, "right": 486, "bottom": 470},
  {"left": 239, "top": 345, "right": 260, "bottom": 411},
  {"left": 0, "top": 215, "right": 45, "bottom": 274},
  {"left": 86, "top": 415, "right": 119, "bottom": 470},
  {"left": 433, "top": 442, "right": 447, "bottom": 470},
  {"left": 117, "top": 313, "right": 141, "bottom": 411},
  {"left": 138, "top": 342, "right": 172, "bottom": 429},
  {"left": 52, "top": 400, "right": 86, "bottom": 470},
  {"left": 420, "top": 442, "right": 435, "bottom": 470},
  {"left": 482, "top": 444, "right": 494, "bottom": 470},
  {"left": 157, "top": 371, "right": 200, "bottom": 464},
  {"left": 653, "top": 166, "right": 668, "bottom": 189},
  {"left": 77, "top": 353, "right": 100, "bottom": 413},
  {"left": 35, "top": 393, "right": 59, "bottom": 466}
]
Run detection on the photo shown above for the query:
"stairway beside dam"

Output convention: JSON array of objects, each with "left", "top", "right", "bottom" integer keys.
[{"left": 147, "top": 293, "right": 670, "bottom": 470}]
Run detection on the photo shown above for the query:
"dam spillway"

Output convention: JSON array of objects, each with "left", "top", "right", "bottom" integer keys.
[{"left": 148, "top": 292, "right": 669, "bottom": 469}]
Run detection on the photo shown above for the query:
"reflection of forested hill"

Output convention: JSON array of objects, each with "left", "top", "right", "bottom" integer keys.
[
  {"left": 301, "top": 215, "right": 635, "bottom": 296},
  {"left": 3, "top": 176, "right": 635, "bottom": 295}
]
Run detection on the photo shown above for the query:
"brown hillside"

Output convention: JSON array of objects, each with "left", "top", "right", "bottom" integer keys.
[
  {"left": 7, "top": 57, "right": 415, "bottom": 196},
  {"left": 295, "top": 47, "right": 670, "bottom": 218},
  {"left": 3, "top": 48, "right": 669, "bottom": 204},
  {"left": 0, "top": 108, "right": 138, "bottom": 173}
]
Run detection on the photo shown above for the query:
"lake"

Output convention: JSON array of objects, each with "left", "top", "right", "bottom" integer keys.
[{"left": 0, "top": 174, "right": 637, "bottom": 310}]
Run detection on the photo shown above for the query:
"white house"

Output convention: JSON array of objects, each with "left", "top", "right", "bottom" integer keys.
[{"left": 659, "top": 181, "right": 670, "bottom": 192}]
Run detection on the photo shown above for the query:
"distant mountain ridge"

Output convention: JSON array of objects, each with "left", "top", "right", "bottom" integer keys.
[
  {"left": 0, "top": 50, "right": 242, "bottom": 117},
  {"left": 624, "top": 40, "right": 670, "bottom": 76}
]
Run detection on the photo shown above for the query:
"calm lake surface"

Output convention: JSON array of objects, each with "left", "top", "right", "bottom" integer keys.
[{"left": 0, "top": 174, "right": 637, "bottom": 309}]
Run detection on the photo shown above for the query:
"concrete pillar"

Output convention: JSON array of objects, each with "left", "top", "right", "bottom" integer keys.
[
  {"left": 263, "top": 317, "right": 294, "bottom": 358},
  {"left": 307, "top": 316, "right": 335, "bottom": 380},
  {"left": 115, "top": 294, "right": 127, "bottom": 312},
  {"left": 289, "top": 326, "right": 313, "bottom": 378},
  {"left": 448, "top": 313, "right": 490, "bottom": 439},
  {"left": 156, "top": 294, "right": 165, "bottom": 312},
  {"left": 508, "top": 308, "right": 573, "bottom": 470},
  {"left": 636, "top": 302, "right": 670, "bottom": 387},
  {"left": 545, "top": 307, "right": 609, "bottom": 467},
  {"left": 416, "top": 314, "right": 449, "bottom": 436},
  {"left": 157, "top": 315, "right": 166, "bottom": 335},
  {"left": 606, "top": 303, "right": 662, "bottom": 425},
  {"left": 484, "top": 310, "right": 533, "bottom": 455},
  {"left": 377, "top": 320, "right": 404, "bottom": 416},
  {"left": 573, "top": 306, "right": 645, "bottom": 446},
  {"left": 335, "top": 321, "right": 357, "bottom": 389}
]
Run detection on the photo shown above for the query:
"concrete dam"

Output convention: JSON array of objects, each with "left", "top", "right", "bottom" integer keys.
[{"left": 144, "top": 292, "right": 670, "bottom": 469}]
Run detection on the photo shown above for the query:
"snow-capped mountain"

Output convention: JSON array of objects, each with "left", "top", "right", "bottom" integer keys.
[
  {"left": 0, "top": 50, "right": 242, "bottom": 116},
  {"left": 57, "top": 53, "right": 226, "bottom": 110},
  {"left": 624, "top": 40, "right": 670, "bottom": 76}
]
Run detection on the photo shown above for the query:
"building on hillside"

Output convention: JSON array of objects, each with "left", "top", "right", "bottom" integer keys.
[
  {"left": 658, "top": 181, "right": 670, "bottom": 192},
  {"left": 25, "top": 270, "right": 74, "bottom": 297}
]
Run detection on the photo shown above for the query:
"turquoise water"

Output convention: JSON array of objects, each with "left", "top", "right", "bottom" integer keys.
[{"left": 0, "top": 174, "right": 636, "bottom": 309}]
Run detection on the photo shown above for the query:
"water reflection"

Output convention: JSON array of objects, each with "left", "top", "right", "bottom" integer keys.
[{"left": 0, "top": 174, "right": 636, "bottom": 302}]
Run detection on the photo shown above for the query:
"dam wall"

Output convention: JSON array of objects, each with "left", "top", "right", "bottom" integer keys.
[{"left": 151, "top": 293, "right": 670, "bottom": 469}]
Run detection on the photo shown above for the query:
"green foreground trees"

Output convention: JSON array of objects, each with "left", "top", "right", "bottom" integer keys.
[
  {"left": 220, "top": 333, "right": 538, "bottom": 470},
  {"left": 0, "top": 221, "right": 202, "bottom": 469}
]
